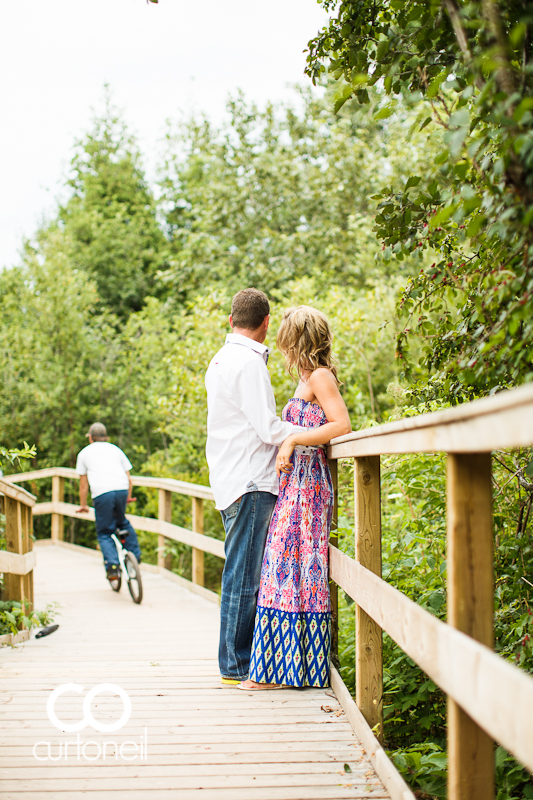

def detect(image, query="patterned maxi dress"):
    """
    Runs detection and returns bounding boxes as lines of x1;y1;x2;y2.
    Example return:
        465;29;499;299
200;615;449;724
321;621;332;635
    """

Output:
249;398;333;687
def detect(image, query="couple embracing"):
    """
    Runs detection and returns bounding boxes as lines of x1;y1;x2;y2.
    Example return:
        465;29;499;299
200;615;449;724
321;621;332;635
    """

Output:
205;288;351;690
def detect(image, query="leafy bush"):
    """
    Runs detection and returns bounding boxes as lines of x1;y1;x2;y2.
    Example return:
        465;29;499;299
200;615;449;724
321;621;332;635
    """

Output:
0;600;58;638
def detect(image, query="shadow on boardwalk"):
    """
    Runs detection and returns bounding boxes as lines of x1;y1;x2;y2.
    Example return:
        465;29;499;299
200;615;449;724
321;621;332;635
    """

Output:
0;542;388;799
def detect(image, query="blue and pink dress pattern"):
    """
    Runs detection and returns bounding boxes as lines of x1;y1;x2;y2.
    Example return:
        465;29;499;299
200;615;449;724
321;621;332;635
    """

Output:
249;397;333;687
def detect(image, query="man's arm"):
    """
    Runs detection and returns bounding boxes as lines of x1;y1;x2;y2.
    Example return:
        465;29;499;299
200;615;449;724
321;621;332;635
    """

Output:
126;471;135;503
233;358;305;445
77;475;90;513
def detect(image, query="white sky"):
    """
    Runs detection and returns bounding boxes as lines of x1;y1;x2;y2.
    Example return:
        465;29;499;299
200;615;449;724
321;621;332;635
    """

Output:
1;0;329;269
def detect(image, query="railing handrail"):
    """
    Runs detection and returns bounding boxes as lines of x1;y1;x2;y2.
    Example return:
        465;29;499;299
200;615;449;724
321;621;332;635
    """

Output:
6;467;214;502
329;382;533;457
327;382;533;797
0;477;36;507
3;467;221;595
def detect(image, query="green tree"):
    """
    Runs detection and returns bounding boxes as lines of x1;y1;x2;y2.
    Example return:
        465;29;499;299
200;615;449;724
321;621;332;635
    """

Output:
0;231;112;468
158;89;434;301
60;94;167;319
307;0;533;401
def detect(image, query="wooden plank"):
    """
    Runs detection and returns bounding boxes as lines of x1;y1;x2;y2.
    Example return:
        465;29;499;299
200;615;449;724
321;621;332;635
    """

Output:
24;503;33;608
6;466;77;483
158;489;172;570
6;468;215;502
51;474;65;541
33;502;225;558
0;775;384;790
0;478;35;506
328;458;339;666
329;544;533;774
0;789;390;800
3;497;24;602
0;549;36;575
0;762;374;778
328;382;533;458
447;454;494;800
131;475;214;501
191;497;204;586
354;456;383;742
331;667;414;800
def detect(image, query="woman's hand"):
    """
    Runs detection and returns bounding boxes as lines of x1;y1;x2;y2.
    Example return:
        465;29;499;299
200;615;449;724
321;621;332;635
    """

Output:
276;437;296;477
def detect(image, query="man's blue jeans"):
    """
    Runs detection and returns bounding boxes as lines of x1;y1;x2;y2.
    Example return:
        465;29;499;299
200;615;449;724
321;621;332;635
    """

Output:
93;490;141;572
219;491;277;681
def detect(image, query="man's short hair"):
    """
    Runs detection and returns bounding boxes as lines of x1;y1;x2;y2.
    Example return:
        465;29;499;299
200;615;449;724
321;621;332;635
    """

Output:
87;422;107;441
231;288;270;330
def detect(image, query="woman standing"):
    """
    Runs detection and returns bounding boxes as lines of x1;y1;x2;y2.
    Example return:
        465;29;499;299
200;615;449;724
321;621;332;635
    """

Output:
240;306;351;690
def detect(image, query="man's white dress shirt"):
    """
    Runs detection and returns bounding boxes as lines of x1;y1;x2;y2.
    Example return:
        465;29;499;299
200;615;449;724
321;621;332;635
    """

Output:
205;333;303;510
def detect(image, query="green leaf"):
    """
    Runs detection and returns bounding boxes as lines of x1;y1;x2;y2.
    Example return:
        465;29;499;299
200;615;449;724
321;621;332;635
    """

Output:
375;105;394;120
343;763;352;773
405;176;421;190
376;41;389;61
427;71;447;99
525;460;533;479
332;81;354;113
467;215;486;237
513;98;533;123
430;205;455;228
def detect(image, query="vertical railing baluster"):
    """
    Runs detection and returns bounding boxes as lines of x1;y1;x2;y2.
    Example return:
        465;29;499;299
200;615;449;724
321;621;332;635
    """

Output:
192;497;204;586
354;455;383;742
158;488;172;570
51;474;64;541
328;458;339;668
447;453;494;800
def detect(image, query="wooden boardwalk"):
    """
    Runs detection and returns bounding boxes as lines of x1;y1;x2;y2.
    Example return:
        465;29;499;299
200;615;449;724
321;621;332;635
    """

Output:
0;542;389;799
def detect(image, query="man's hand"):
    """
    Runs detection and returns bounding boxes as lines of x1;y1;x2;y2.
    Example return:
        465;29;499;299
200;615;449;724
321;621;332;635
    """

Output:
76;506;90;514
126;497;136;504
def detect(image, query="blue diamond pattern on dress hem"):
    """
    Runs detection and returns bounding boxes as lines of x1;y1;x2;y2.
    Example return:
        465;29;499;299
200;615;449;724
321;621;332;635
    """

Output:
249;606;331;687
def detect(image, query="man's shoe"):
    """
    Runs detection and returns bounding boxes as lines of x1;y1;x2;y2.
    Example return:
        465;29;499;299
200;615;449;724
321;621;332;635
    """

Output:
106;565;120;579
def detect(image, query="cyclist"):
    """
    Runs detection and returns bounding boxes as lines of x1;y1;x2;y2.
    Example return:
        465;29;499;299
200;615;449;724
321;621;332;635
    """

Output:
76;422;141;581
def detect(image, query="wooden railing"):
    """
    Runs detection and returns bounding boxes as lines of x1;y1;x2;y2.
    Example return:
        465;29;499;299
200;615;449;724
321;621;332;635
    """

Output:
0;477;36;640
6;468;221;595
327;382;533;800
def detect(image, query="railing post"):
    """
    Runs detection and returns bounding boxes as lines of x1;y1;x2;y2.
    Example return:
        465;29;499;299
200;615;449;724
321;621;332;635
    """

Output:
447;453;494;800
51;475;64;541
354;455;383;742
158;489;172;570
3;498;33;614
192;497;204;586
328;458;339;669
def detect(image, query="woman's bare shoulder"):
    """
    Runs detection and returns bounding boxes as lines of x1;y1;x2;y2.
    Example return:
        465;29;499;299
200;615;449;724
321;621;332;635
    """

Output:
308;368;338;390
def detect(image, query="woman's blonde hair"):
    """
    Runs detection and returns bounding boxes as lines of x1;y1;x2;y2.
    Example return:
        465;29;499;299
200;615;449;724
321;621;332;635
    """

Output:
276;305;339;383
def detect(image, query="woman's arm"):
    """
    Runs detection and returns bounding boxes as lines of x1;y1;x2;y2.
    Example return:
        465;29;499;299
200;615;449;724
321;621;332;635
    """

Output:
276;369;351;474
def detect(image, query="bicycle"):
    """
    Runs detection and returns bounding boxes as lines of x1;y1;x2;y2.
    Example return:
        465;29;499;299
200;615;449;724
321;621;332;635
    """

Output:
107;529;143;604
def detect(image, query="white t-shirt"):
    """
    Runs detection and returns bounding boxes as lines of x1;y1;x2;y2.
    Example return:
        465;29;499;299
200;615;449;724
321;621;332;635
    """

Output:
75;442;133;499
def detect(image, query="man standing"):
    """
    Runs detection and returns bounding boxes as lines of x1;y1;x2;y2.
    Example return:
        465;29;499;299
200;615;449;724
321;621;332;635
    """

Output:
76;422;141;580
205;288;305;684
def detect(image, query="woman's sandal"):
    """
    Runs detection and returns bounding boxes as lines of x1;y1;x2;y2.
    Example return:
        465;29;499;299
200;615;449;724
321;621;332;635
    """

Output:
238;680;286;691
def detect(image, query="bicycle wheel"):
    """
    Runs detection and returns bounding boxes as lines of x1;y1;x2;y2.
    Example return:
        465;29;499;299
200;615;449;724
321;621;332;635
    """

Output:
108;572;122;592
125;552;143;604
